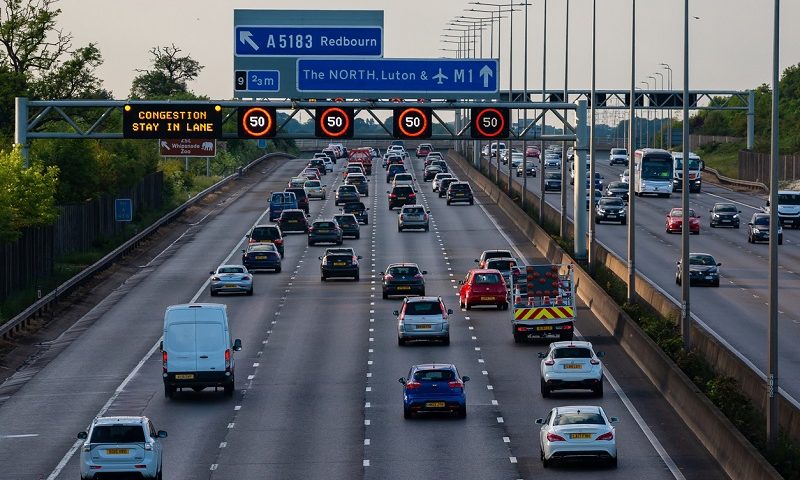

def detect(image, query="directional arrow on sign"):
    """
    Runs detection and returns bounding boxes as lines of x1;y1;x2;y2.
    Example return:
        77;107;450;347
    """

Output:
480;65;494;88
239;30;259;51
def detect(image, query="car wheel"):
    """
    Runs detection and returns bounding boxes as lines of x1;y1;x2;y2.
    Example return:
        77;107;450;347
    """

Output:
447;200;451;205
209;289;217;297
164;385;174;399
595;216;601;224
275;267;282;273
443;336;450;346
336;240;343;245
542;454;550;468
540;378;550;397
355;233;360;239
469;199;474;205
398;337;405;346
157;466;163;480
247;287;253;296
735;223;740;229
713;279;720;287
309;241;315;246
354;273;360;281
382;291;389;299
594;380;604;397
465;301;472;311
676;275;680;285
424;225;429;232
609;457;618;469
224;381;234;397
501;303;509;311
513;330;523;343
321;276;326;282
779;237;784;245
404;406;412;419
398;225;402;232
457;405;467;418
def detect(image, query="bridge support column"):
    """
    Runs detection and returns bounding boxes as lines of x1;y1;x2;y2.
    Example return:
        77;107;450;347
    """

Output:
747;90;755;150
573;100;588;260
15;97;29;167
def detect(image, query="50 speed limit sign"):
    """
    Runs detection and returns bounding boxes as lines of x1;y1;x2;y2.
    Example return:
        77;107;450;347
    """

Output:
392;107;432;139
237;106;277;139
315;107;354;139
470;107;510;139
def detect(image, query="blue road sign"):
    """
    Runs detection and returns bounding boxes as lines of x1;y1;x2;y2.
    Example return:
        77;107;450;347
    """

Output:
115;198;133;222
235;26;383;57
235;70;280;92
296;58;499;98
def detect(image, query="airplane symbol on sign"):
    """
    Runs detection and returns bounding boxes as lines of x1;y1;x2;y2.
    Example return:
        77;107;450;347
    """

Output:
433;68;448;85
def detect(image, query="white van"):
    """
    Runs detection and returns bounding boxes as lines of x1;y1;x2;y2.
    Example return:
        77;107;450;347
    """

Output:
161;303;242;399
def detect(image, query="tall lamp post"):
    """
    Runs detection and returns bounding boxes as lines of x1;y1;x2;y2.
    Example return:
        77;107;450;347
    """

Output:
653;72;664;147
588;0;598;270
767;0;780;449
559;0;571;238
539;0;548;225
640;81;650;146
626;0;637;303
648;75;658;148
660;63;673;148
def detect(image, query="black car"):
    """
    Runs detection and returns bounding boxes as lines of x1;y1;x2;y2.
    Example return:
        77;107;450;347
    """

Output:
594;197;627;224
285;187;310;213
603;181;629;202
747;213;783;244
388;185;417;210
345;173;369;196
384;154;403;169
446;182;473;205
308;220;343;246
241;243;282;272
431;160;449;173
333;214;361;239
516;163;537;177
307;158;327;176
322;149;337;163
342;201;369;225
676;253;721;287
709;202;741;228
423;165;443;182
544;172;562;192
278;209;310;233
320;252;361;281
246;224;284;257
439;177;458;198
387;164;406;183
381;263;427;298
336;185;361;205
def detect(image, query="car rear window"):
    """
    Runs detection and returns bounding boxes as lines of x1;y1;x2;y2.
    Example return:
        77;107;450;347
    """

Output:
339;185;357;192
218;267;245;274
286;188;306;199
334;215;357;226
90;425;145;443
487;260;515;270
394;186;413;194
395;174;412;180
474;273;501;284
553;347;592;359
343;203;365;212
388;266;419;276
403;207;424;214
305;181;320;187
450;183;470;191
248;244;276;253
282;211;306;220
315;222;336;229
554;412;606;426
327;254;352;263
405;301;442;315
251;227;280;241
414;370;455;382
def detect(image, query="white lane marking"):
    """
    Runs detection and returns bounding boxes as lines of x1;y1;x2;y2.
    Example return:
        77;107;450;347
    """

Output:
491;399;498;406
503;436;510;443
210;464;218;471
366;387;372;392
365;402;371;408
227;423;235;429
476;196;686;480
704;191;763;211
509;456;518;463
363;460;370;467
487;385;494;390
364;419;371;426
219;441;227;448
234;405;241;411
0;434;39;438
364;438;371;445
496;416;504;423
478;359;485;364
253;362;260;367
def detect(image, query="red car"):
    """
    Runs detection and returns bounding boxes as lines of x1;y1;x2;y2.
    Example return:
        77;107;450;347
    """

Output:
666;207;700;234
416;144;433;158
459;268;508;310
525;146;540;158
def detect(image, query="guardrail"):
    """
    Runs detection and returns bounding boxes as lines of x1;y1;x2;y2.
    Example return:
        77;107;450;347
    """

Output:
0;152;295;340
704;165;769;193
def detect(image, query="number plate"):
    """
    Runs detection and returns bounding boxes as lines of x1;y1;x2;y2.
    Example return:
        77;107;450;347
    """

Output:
397;286;411;290
425;401;446;408
255;256;267;260
536;326;553;331
106;448;130;455
481;296;494;301
174;374;195;380
224;284;237;288
569;433;592;439
416;324;432;329
334;262;346;266
289;220;298;223
564;364;582;369
398;197;406;200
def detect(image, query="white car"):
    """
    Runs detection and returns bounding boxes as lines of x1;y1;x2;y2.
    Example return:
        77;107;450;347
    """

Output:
392;173;415;187
620;169;630;184
544;154;562;169
396;296;450;345
322;157;334;172
78;416;167;479
387;145;408;159
432;172;453;192
539;341;605;396
609;148;629;166
536;405;618;468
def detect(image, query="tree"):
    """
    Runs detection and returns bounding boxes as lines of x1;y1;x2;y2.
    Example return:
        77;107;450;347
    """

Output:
30;43;110;99
0;0;71;75
0;146;59;242
130;44;203;99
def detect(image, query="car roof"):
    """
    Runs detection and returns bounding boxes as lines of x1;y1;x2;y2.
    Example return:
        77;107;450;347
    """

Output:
550;340;593;349
554;405;604;415
412;363;456;371
93;416;147;426
387;262;420;268
469;268;503;274
404;296;441;303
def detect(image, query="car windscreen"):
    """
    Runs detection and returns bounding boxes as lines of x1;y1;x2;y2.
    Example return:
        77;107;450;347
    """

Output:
413;369;455;382
487;260;515;271
753;216;770;226
553;412;606;426
404;301;442;316
334;215;357;226
611;149;627;155
689;255;716;266
251;227;279;241
778;194;800;205
553;347;592;359
599;198;624;207
714;204;737;213
474;273;501;284
90;425;146;443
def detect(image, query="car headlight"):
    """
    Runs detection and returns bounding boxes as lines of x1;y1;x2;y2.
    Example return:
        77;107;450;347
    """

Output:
733;214;739;219
713;214;720;219
620;208;627;214
597;208;605;213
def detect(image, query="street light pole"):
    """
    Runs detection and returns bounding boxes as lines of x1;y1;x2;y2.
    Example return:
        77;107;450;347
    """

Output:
588;0;597;270
522;0;529;207
660;63;673;147
767;0;780;449
539;0;548;225
640;81;650;146
680;0;691;350
627;0;637;303
560;0;570;239
654;72;664;147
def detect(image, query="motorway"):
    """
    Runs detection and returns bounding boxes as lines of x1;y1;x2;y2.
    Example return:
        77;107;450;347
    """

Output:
0;151;727;479
492;148;800;401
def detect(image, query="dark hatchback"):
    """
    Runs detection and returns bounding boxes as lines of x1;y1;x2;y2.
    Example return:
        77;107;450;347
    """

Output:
676;253;721;287
308;220;343;246
438;177;458;198
246;224;284;257
709;202;741;228
423;165;443;181
381;263;427;298
320;252;361;281
603;181;630;202
342;201;369;224
241;243;282;273
388;185;417;210
278;209;310;233
387;164;406;183
544;172;562;192
285;187;310;213
446;182;473;205
333;214;361;239
307;158;327;175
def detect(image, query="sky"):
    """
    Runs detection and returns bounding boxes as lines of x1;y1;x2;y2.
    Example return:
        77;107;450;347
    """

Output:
55;0;799;100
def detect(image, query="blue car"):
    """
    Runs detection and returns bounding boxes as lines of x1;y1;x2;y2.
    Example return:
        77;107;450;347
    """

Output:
241;243;282;273
269;191;297;221
399;364;470;418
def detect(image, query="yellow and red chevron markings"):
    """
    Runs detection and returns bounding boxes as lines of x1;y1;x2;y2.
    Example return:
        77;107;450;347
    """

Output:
514;306;575;320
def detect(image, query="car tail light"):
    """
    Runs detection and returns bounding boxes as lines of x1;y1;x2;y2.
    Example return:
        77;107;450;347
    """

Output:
134;464;147;469
544;359;555;366
590;359;600;365
405;381;421;390
596;431;614;441
144;443;153;451
309;227;315;233
423;213;429;221
212;276;221;281
448;380;464;389
162;351;168;373
352;256;358;263
225;349;232;371
409;193;416;198
389;193;397;198
384;274;394;281
546;432;566;442
562;324;573;331
274;238;283;245
413;273;423;280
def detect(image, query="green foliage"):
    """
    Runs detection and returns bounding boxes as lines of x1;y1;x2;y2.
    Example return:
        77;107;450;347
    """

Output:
130;44;203;99
0;66;27;140
30;138;98;202
0;146;58;242
29;43;110;99
0;0;71;74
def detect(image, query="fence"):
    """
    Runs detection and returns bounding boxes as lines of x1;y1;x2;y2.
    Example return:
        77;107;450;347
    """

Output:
690;134;743;149
0;171;164;304
738;150;800;186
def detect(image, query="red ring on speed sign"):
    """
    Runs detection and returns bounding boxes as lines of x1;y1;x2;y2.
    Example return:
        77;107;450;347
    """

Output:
475;108;506;138
241;107;274;137
319;107;351;137
397;108;428;138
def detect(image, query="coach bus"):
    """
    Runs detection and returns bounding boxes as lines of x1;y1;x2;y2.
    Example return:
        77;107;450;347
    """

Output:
634;148;674;197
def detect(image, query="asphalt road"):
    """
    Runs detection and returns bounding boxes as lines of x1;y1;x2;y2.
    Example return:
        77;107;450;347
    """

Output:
492;148;800;402
0;151;726;479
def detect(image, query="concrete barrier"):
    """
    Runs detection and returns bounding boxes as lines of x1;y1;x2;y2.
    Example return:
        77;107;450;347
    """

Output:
447;150;783;480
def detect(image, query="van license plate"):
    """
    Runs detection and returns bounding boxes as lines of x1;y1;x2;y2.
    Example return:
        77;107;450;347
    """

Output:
175;374;195;380
106;448;130;455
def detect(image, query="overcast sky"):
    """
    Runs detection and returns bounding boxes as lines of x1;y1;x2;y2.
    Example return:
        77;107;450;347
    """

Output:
57;0;798;99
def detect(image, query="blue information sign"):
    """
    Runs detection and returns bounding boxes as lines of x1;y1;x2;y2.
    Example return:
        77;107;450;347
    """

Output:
115;198;133;222
235;70;280;92
235;26;383;57
296;58;499;97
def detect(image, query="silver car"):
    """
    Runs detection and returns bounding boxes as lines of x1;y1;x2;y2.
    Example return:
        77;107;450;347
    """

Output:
304;179;326;199
396;296;452;345
78;416;167;480
485;257;517;288
209;264;253;296
398;204;430;231
432;172;453;192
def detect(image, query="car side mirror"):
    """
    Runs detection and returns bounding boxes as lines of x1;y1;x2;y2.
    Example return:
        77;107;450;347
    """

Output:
421;270;428;275
447;309;454;315
709;209;713;213
596;351;606;358
462;376;470;382
386;191;390;194
748;222;753;226
241;249;246;253
307;214;311;217
610;416;620;423
318;256;323;260
379;272;384;276
393;310;399;316
717;262;722;266
474;259;479;262
398;377;406;385
159;341;163;351
738;210;742;213
537;352;547;358
427;210;431;214
414;189;418;193
210;271;215;275
766;200;770;207
77;431;88;439
233;339;242;351
676;261;680;265
245;234;250;238
157;430;168;438
458;280;465;285
366;208;370;211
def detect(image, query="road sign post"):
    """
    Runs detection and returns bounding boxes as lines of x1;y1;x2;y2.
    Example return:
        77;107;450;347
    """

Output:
115;199;133;222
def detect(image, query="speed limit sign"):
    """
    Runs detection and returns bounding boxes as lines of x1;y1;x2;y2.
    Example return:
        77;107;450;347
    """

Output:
470;107;510;139
237;106;277;139
315;107;354;139
392;107;432;139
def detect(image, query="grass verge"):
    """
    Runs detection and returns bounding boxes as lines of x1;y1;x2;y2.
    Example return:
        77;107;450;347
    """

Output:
697;141;744;178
